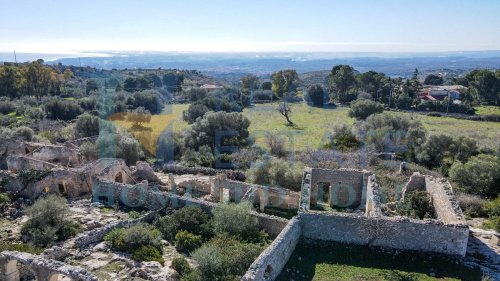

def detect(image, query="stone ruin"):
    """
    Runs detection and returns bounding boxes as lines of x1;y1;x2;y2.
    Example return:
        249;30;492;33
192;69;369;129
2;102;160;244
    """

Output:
242;167;470;281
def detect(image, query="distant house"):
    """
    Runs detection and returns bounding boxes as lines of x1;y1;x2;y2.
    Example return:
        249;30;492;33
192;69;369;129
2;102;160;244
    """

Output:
418;85;466;101
200;84;223;91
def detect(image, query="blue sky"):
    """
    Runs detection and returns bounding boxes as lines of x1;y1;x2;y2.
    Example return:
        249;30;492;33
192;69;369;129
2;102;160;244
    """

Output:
0;0;499;53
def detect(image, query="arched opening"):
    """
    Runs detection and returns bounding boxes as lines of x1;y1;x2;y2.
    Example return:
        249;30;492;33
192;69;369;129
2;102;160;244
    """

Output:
58;182;66;196
16;260;36;281
115;172;123;183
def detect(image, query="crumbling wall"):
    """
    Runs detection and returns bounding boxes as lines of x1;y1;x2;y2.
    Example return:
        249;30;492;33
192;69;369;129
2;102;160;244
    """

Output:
6;155;58;173
365;175;382;217
425;176;466;225
26;143;80;167
242;217;301;281
162;164;246;181
308;168;369;209
0;251;97;281
300;212;469;256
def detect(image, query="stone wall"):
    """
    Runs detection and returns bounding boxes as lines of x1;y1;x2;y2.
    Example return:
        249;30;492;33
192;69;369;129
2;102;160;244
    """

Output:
308;168;369;209
242;217;301;281
365;175;382;217
425;176;466;225
162;164;246;181
300;212;469;256
0;251;97;281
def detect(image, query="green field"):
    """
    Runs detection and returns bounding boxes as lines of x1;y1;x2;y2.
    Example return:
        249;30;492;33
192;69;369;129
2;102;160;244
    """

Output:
241;103;500;151
474;105;500;115
277;243;481;281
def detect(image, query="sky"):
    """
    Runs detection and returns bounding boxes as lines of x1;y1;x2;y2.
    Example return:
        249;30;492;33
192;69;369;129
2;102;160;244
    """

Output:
0;0;499;54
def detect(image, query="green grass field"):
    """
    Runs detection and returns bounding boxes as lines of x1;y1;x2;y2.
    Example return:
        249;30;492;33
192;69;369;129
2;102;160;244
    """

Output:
277;243;481;281
474;105;500;115
241;103;500;151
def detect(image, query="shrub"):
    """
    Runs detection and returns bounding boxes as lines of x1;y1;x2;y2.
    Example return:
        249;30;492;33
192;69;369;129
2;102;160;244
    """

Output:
104;223;162;252
180;145;215;168
325;124;360;152
156;206;212;241
44;99;83;121
0;242;43;255
482;217;500;232
251;90;275;102
306;84;325;106
228;147;263;170
11;126;34;141
126;90;163;114
116;135;145;165
79;142;98;161
171;256;191;277
131;245;165;265
212;202;267;243
21;195;78;247
25;107;44;120
175;231;203;253
348;99;384;120
457;194;486;218
184;111;250;151
183;103;210;124
192;235;264;281
484;196;500;217
0;99;16;114
416;135;478;172
74;113;99;138
449;154;500;198
265;133;287;157
247;157;303;191
128;211;141;219
396;190;436;220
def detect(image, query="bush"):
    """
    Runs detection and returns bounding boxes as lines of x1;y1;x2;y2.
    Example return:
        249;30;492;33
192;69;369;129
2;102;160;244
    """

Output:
183;103;210;124
25;107;44;120
175;231;203;253
104;223;162;253
449;154;500;198
11;126;34;141
228;147;263;170
128;211;141;219
0;242;43;255
156;206;212;241
131;245;165;265
116;135;145;165
247;157;303;191
325;124;360;152
416;101;474;114
265;133;287;157
75;113;99;138
416;135;478;172
126;90;163;114
306;84;325;106
348;99;384;120
184;111;250;151
0;99;16;114
212;202;267;243
21;195;79;247
44;99;83;121
396;190;436;220
192;235;264;281
180;145;215;168
80;142;98;161
171;256;191;277
457;194;486;218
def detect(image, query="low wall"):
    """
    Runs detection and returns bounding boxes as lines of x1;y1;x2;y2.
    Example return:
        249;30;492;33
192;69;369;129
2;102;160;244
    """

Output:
425;176;466;225
300;212;469;256
162;164;246;181
74;212;156;248
242;217;301;281
250;211;290;238
365;175;382;217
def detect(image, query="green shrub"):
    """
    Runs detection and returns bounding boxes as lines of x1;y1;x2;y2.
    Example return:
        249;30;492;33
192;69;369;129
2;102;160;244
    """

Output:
0;192;11;207
265;133;287;157
44;99;83;121
192;235;264;281
128;211;141;219
457;194;486;218
181;145;215;168
175;231;202;253
20;195;77;247
171;256;191;277
212;202;267;243
348;99;384;120
484;196;500;217
482;217;500;232
449;154;500;198
396;191;436;220
131;245;165;265
183;103;210;124
325;124;360;152
306;84;325;106
104;223;162;252
74;113;99;138
11;126;34;141
116;135;145;165
247;157;303;191
79;142;98;161
156;206;212;241
0;242;43;255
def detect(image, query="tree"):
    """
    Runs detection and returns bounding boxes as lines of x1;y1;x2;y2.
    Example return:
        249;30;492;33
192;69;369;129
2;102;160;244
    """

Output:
277;101;293;126
271;69;299;98
75;113;99;138
348;99;384;120
306;84;325;106
240;75;260;92
85;79;98;94
449;154;500;198
25;60;55;100
261;81;272;90
465;69;499;104
0;65;23;98
183;103;210;124
184;111;250;151
162;72;184;93
424;74;444;85
327;65;356;103
356;71;389;100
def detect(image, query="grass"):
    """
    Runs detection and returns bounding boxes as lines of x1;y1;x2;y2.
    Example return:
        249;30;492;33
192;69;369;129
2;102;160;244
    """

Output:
277;242;482;281
243;103;354;150
109;103;189;155
473;106;500;115
243;103;500;151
